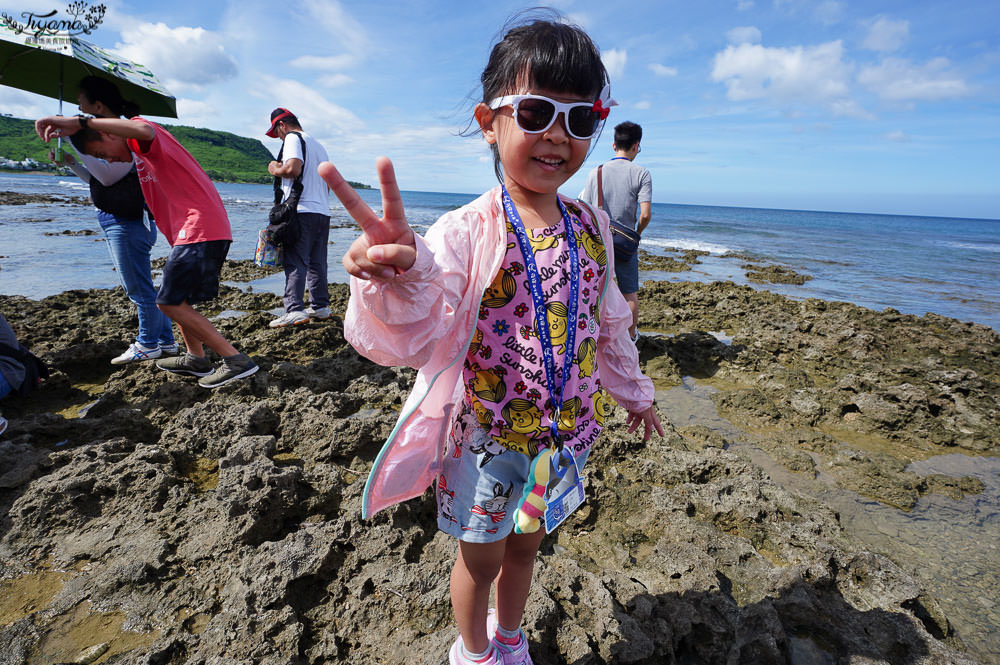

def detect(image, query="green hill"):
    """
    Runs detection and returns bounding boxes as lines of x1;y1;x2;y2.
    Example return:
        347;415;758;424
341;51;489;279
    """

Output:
0;115;368;187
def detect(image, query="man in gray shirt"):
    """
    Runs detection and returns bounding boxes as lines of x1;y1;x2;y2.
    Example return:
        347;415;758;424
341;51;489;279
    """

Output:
580;121;652;341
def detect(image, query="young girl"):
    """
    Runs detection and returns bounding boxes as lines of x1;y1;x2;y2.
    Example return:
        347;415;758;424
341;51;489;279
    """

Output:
320;17;663;665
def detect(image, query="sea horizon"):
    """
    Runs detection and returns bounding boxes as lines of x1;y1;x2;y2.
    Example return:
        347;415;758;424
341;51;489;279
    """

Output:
2;171;998;331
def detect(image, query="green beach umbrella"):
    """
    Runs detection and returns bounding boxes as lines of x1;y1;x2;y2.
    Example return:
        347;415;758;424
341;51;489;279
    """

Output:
0;21;177;118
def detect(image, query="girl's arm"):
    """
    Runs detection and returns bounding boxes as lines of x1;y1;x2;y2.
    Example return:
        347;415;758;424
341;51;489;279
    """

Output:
593;212;664;440
71;145;134;187
321;157;469;368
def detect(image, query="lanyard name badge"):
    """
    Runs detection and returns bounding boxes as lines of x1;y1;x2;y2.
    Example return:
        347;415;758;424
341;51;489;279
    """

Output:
501;186;586;533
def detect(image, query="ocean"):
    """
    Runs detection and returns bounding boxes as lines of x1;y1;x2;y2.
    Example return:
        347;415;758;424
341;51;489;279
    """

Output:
2;171;998;331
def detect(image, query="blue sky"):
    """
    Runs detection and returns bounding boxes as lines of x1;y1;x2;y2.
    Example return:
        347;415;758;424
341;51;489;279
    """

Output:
2;0;998;218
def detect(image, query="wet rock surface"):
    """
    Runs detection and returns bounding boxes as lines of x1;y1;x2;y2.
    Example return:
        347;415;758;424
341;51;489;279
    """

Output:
741;263;812;285
0;269;995;664
0;190;90;207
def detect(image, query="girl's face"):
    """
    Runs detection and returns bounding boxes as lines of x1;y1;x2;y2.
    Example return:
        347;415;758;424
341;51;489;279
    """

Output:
478;86;592;200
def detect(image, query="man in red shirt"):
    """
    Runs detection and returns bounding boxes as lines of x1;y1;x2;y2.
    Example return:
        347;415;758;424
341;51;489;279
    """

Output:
35;114;258;388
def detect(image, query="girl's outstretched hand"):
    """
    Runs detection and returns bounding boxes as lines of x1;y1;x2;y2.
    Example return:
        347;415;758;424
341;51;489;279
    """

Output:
626;405;665;441
318;156;416;281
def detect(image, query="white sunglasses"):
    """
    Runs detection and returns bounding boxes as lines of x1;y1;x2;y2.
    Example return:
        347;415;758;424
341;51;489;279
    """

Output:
488;92;614;140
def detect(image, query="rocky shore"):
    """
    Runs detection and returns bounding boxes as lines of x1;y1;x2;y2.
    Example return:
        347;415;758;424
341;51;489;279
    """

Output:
1;263;996;665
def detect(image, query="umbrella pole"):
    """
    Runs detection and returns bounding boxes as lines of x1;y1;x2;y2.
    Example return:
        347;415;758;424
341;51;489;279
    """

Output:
57;58;63;159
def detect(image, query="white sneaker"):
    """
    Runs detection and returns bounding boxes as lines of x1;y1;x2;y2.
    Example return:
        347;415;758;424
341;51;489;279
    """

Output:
111;342;162;365
269;310;309;328
159;342;180;355
306;306;331;320
0;416;7;437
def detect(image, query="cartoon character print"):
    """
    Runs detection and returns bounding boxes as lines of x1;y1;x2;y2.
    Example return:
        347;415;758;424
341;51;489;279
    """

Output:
470;396;495;432
576;336;597;379
437;475;457;524
579;230;607;267
527;228;560;253
468;327;484;359
468;425;507;467
493;397;549;455
549;395;583;434
472;369;506;404
471;481;514;524
482;267;517;309
591;387;613;426
545;301;570;354
449;407;483;458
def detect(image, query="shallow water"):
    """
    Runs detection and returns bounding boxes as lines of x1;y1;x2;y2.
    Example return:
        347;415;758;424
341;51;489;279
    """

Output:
2;172;998;330
655;378;1000;663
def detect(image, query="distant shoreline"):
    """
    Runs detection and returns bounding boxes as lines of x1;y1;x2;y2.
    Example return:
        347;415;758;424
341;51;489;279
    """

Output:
0;166;373;189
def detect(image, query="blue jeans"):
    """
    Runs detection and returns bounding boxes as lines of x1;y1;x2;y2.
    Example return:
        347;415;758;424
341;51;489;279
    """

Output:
98;211;175;348
282;212;330;312
0;370;11;400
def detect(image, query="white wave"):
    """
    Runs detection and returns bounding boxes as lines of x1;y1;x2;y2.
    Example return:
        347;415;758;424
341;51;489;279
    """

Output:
643;237;733;255
57;180;89;192
944;241;1000;253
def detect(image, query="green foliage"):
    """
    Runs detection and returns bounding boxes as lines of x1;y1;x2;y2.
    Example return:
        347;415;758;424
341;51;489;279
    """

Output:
0;115;369;187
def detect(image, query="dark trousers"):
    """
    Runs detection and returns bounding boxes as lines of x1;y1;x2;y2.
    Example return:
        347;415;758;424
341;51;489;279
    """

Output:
282;212;330;312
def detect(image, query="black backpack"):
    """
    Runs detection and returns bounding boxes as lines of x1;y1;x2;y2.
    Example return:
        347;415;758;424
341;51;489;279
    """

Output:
267;131;306;247
89;165;147;220
0;341;49;397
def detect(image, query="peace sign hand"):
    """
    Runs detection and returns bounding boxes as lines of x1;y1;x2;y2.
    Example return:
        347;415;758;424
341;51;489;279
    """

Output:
319;156;416;282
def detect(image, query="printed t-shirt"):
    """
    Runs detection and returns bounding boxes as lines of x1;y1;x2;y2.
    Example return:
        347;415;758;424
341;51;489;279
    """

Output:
462;200;612;459
126;118;231;246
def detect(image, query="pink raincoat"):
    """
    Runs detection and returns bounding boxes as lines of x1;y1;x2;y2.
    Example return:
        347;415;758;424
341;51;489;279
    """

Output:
348;187;655;518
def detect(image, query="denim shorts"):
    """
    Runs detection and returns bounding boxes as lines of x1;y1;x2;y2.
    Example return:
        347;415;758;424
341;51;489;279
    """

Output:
614;249;640;295
156;240;231;306
437;408;590;543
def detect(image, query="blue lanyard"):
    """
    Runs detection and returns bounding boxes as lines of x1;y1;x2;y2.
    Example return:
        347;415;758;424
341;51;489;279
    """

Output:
610;157;629;161
501;185;579;446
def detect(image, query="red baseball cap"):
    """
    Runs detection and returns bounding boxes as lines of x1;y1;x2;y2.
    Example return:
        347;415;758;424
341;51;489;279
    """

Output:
265;107;294;138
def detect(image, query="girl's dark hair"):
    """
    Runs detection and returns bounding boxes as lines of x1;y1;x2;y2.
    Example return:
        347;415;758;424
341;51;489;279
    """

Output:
476;12;609;182
78;75;141;118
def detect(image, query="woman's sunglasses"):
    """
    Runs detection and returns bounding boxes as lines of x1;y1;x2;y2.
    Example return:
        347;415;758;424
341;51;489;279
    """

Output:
488;94;607;140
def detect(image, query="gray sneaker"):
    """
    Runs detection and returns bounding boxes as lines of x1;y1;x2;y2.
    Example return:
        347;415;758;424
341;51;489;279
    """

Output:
198;353;259;389
306;306;332;320
156;352;214;377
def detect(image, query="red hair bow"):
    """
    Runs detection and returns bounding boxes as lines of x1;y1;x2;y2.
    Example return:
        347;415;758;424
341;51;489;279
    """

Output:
592;99;611;119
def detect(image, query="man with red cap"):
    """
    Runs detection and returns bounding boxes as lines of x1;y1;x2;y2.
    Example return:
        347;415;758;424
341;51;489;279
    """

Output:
265;108;332;328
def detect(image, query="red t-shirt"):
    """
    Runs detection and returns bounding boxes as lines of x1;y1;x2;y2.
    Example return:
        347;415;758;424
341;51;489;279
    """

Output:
126;118;231;246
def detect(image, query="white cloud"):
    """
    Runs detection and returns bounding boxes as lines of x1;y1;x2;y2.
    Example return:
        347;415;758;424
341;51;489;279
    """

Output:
737;0;754;10
711;40;852;103
726;26;762;44
814;0;845;25
861;16;910;52
174;99;219;127
649;63;678;77
634;100;651;110
299;0;372;69
0;87;48;118
290;55;356;71
886;130;910;142
115;23;238;91
318;74;355;88
858;57;970;101
603;49;627;81
250;74;364;137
